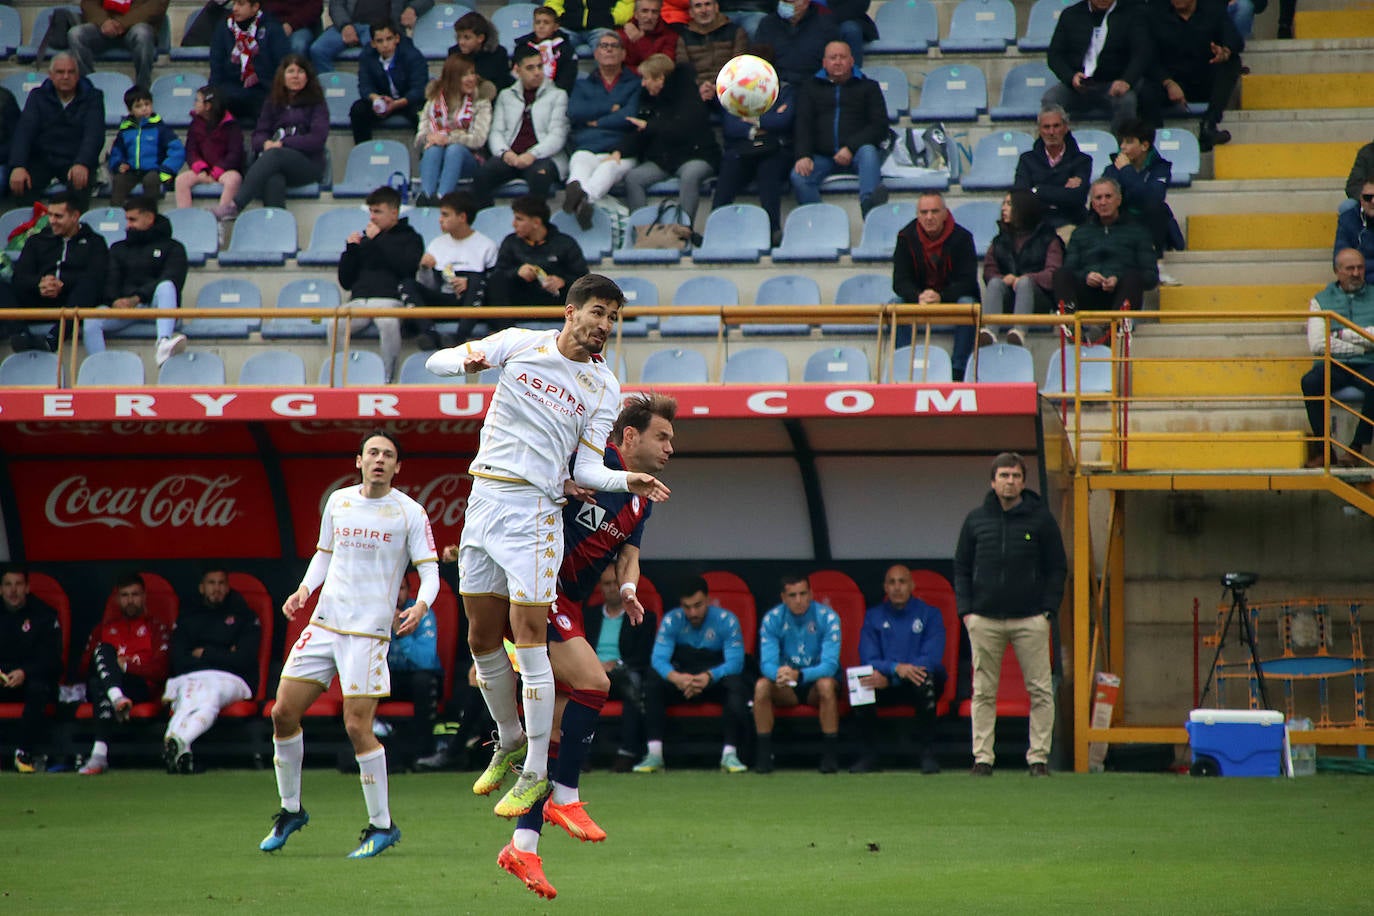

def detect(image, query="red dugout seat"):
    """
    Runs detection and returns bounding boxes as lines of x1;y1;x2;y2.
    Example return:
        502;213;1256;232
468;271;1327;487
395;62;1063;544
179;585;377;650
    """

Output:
376;571;461;718
772;569;865;720
75;571;180;722
219;572;276;718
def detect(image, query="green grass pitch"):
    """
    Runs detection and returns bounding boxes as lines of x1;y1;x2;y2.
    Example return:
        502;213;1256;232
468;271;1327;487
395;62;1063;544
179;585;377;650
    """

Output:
3;768;1370;914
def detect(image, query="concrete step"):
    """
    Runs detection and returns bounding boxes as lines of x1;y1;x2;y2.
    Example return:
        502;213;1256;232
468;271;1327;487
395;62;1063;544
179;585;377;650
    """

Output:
1128;355;1307;398
1242;73;1374;110
1122;430;1307;470
1213;142;1363;180
1185;212;1334;250
1159;284;1320;313
1293;8;1374;39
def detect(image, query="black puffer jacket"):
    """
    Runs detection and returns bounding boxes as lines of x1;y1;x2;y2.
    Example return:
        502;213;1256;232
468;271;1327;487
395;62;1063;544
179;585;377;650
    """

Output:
625;68;720;171
170;591;261;686
0;597;62;683
1013;134;1094;226
12;223;108;309
1047;0;1153;88
953;488;1067;620
794;67;889;159
338;217;425;300
106;214;188;304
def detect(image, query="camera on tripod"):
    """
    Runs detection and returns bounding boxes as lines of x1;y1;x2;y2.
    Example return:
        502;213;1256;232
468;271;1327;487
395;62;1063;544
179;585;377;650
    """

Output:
1220;572;1257;590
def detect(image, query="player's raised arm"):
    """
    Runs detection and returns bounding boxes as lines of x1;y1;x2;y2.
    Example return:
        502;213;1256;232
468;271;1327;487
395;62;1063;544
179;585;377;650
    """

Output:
425;328;528;376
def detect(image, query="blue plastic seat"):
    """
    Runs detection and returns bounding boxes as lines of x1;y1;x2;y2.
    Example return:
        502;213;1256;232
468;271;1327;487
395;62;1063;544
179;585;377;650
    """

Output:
165;207;217;266
640;348;709;384
189;147;330;201
415;4;474;58
1073;129;1117;180
853;202;917;262
0;350;60;386
406;206;441;242
0;6;23;58
77;350;145;386
990;61;1057;121
80;208;127;247
803;346;871;383
262;278;340;339
693;204;769;263
742;274;819;336
184;278;262;338
866;0;938;53
1019;0;1074;52
17;7;79;62
772;203;849;262
150;70;207;128
1155;128;1201;187
911;64;987;123
492;3;537;52
169;6;212;61
662;276;737;337
473;205;513;241
87;71;134;128
967;342;1035;383
158;350;226;385
335;140;412;198
608;274;657;336
611;203;691;265
722;347;790;384
238;349;306;385
940;0;1016;52
299;207;368;266
0;71;43;106
321;72;360;128
554;208;615;264
865;65;910;122
1042;343;1112;395
320;351;387;387
398;351;452;384
825;274;894;334
887;344;954;383
959;130;1034;191
951;199;1001;256
219;207;298;265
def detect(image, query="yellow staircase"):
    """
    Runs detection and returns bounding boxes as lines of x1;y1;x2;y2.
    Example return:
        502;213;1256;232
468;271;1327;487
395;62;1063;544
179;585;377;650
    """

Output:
1185;212;1335;251
1125;431;1307;470
1159;285;1322;313
1212;142;1363;181
1293;8;1374;39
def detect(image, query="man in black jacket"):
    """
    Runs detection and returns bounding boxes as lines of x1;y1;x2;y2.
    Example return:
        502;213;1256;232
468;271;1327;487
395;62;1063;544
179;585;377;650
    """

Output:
163;565;262;774
0;565;63;773
7;54;105;206
1149;0;1243;151
490;194;589;310
86;196;189;367
1012;105;1094;229
9;190;108;353
791;40;889;217
584;565;657;772
329;184;425;382
953;453;1067;777
1043;0;1159;133
892;192;979;380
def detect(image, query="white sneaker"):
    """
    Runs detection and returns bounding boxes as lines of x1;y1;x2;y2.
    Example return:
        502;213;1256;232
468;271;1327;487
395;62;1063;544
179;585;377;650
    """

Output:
155;334;187;367
1157;266;1182;286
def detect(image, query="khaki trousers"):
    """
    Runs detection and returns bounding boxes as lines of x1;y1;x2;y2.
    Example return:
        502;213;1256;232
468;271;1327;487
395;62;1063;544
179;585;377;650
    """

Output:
965;613;1055;766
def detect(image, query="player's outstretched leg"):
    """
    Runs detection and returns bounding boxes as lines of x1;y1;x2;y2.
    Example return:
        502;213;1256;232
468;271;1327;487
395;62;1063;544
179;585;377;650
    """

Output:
498;841;557;900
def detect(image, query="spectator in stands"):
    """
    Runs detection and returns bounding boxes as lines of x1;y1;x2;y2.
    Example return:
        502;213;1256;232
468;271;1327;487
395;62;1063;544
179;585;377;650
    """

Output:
1345;144;1374;203
489;194;588;307
225;54;330;218
620;0;678;72
1054;177;1158;344
67;0;168;90
86;196;189;367
350;19;429;144
1013;105;1093;230
414;190;499;348
474;44;570;209
675;0;747;104
9;190;107;353
791;40;888;217
312;0;435;74
330;184;425;382
1044;0;1157;133
0;86;18;192
622;54;719;226
753;574;842;774
108;87;186;206
564;33;642;229
449;11;515;90
0;565;63;774
386;576;444;768
515;6;579;95
548;0;635;49
1149;0;1242;152
210;0;289;124
1302;249;1374;468
584;565;657;773
1335;180;1374;284
713;45;794;245
261;0;323;57
982;189;1064;348
1226;0;1260;40
7;54;104;206
814;0;876;68
849;564;946;775
415;55;493;206
754;0;840;87
955;452;1066;777
174;86;246;212
1276;0;1297;39
892;192;979;381
1102;118;1184;284
76;572;172;775
634;576;750;774
163;566;260;774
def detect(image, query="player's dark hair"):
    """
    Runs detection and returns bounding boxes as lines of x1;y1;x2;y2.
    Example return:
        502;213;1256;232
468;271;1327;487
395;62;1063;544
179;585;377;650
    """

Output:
512;43;543;67
990;451;1026;479
1115;118;1155;148
439;190;477;223
612;393;677;444
0;563;28;581
359;429;403;461
567;273;625;310
115;571;145;591
365;185;402;210
779;573;808;592
511;193;550;222
123;194;158;216
680;575;709;601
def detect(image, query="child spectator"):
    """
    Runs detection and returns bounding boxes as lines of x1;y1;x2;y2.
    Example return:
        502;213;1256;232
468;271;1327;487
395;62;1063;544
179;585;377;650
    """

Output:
414;190;499;348
108;87;187;206
174;86;246;212
415;55;494;207
349;19;430;144
224;54;329;218
514;6;579;94
450;11;515;91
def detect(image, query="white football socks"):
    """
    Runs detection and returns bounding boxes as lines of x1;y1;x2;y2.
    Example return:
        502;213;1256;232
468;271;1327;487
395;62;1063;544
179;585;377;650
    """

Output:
472;648;523;749
273;731;304;813
356;746;390;829
513;644;555;780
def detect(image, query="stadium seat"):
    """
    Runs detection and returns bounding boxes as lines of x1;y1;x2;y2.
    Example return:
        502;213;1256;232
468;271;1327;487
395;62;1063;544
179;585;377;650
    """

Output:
0;6;20;58
77;350;145;386
26;573;72;670
218;207;298;265
887;344;954;383
910;64;987;122
184;278;263;338
165;206;217;265
1043;343;1113;395
80;207;127;247
940;0;1016;53
722;346;789;384
1073;129;1117;180
606;274;656;336
473;205;513;241
640;348;709;384
415;4;474;58
852;202;916;262
866;0;938;53
17;7;79;62
170;6;213;60
0;71;42;106
611;203;690;265
959;130;1034;191
693;203;770;263
742;274;819;336
803;346;871;382
320;351;387;387
238;349;307;385
1019;0;1074;52
0;350;60;386
492;3;537;52
966;342;1035;382
553;208;615;263
262;278;340;339
334;140;412;198
865;64;910;122
406;205;441;241
87;71;134;128
701;571;757;655
772;203;849;262
158;350;226;385
321;72;360;128
0;206;31;241
398;351;450;384
189;148;330;201
299;207;368;266
1156;128;1201;187
989;61;1056;121
662;275;736;336
219;572;274;718
825;274;894;335
951;199;1001;256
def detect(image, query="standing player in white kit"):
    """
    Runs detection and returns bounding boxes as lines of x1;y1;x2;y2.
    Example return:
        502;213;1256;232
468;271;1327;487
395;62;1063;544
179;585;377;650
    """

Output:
425;273;671;818
259;431;440;858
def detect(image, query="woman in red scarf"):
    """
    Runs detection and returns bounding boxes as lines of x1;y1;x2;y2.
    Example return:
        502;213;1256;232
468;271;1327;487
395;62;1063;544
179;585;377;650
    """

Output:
415;55;494;206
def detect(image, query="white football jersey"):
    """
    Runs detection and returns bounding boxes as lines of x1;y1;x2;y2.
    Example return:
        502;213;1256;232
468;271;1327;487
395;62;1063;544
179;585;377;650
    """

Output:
310;485;437;639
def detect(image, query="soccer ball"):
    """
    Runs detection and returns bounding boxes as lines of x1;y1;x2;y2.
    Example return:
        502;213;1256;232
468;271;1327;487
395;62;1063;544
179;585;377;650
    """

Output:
715;55;780;119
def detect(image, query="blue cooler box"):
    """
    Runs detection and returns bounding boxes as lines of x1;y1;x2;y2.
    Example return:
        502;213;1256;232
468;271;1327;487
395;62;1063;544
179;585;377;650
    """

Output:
1187;709;1286;777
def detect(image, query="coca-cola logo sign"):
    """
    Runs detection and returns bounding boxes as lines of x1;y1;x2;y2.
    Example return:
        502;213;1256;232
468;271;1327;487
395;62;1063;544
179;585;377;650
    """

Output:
45;474;240;529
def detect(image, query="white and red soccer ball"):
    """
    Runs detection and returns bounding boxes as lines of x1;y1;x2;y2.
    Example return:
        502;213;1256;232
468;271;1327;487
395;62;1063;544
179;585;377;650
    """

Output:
715;54;780;119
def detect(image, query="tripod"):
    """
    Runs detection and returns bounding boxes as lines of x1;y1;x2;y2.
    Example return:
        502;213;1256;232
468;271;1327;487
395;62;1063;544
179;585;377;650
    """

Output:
1198;577;1272;710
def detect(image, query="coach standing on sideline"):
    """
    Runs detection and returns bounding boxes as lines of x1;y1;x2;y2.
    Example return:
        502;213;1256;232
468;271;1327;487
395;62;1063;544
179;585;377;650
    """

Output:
953;452;1066;778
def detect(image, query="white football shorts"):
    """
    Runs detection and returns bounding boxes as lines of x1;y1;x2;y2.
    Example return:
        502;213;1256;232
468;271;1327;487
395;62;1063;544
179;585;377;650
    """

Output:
281;623;391;698
458;485;563;607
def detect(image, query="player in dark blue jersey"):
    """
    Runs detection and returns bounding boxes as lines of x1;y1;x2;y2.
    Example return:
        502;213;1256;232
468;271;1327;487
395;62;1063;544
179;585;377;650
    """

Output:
498;393;677;900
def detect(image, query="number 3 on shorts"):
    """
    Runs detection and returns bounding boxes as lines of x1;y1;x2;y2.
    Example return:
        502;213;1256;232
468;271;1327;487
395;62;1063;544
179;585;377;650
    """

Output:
294;629;314;652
